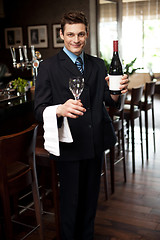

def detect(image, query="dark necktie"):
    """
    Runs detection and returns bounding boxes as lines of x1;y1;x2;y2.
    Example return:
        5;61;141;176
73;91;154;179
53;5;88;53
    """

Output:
75;57;84;75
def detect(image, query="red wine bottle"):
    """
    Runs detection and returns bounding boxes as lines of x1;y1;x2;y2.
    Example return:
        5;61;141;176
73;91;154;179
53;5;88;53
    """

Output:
109;40;123;95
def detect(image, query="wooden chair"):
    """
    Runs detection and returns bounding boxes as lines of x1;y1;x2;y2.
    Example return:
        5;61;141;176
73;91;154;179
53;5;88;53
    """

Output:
141;80;156;160
103;94;127;197
124;85;144;173
36;124;61;240
0;124;44;240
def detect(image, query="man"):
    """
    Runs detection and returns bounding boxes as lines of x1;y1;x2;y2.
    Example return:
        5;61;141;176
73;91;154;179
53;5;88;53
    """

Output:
34;11;128;240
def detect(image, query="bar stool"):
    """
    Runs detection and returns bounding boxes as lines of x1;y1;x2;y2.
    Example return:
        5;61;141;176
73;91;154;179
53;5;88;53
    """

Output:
141;80;156;160
109;93;127;194
0;124;44;240
103;94;127;197
36;124;61;240
124;85;144;173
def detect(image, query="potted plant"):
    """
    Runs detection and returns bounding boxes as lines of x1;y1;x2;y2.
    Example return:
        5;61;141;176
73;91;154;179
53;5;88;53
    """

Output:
101;56;143;77
11;77;29;94
123;58;143;77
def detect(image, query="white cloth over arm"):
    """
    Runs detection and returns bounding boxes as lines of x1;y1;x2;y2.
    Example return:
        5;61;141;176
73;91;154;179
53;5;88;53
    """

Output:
43;105;73;156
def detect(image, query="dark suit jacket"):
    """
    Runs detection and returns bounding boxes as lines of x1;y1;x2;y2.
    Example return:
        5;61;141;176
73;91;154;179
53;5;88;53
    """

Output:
34;50;119;161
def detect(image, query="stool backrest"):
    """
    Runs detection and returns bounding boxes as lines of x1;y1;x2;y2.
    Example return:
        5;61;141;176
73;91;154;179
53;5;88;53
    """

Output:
131;85;144;106
109;93;126;117
0;124;44;240
0;124;38;182
145;80;156;102
119;93;127;112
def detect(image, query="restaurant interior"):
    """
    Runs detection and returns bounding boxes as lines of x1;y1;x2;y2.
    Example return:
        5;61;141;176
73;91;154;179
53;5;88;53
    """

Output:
0;0;160;239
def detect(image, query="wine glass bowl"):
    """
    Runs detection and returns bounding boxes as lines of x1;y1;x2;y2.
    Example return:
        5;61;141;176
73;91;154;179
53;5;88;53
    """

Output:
69;77;84;100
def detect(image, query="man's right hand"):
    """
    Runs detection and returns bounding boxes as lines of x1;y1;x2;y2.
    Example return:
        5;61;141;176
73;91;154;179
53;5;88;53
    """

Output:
56;99;86;119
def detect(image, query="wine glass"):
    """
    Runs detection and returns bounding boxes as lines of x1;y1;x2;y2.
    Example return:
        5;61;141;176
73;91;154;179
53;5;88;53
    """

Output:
69;76;84;100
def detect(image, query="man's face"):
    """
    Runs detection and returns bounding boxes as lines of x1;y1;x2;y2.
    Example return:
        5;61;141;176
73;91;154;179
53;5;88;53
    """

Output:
60;23;88;56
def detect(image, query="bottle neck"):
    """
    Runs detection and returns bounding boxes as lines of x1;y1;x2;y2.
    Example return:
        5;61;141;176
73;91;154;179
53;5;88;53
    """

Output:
113;40;118;53
113;51;119;56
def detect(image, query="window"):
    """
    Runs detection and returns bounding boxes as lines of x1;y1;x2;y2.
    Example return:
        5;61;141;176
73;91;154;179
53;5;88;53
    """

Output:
99;1;118;60
122;0;160;73
99;0;160;73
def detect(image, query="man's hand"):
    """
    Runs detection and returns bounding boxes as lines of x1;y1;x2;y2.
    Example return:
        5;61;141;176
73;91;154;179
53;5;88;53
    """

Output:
119;74;129;94
105;74;129;101
105;74;129;93
56;99;86;119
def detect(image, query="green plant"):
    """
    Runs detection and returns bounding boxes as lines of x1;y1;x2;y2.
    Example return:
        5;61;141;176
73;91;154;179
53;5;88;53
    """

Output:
11;77;28;93
103;59;111;73
123;58;143;76
102;57;143;76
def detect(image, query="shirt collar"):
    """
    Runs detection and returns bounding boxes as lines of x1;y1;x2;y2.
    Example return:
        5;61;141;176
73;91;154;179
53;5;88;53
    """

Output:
63;46;84;64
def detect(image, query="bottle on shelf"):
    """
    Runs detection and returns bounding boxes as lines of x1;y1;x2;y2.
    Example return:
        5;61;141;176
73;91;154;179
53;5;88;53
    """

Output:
109;40;123;95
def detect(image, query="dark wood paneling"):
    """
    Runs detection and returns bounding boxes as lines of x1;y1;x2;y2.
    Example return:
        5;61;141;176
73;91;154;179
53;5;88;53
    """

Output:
0;0;90;72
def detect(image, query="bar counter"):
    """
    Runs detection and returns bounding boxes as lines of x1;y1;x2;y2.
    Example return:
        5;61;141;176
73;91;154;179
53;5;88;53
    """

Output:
0;89;36;137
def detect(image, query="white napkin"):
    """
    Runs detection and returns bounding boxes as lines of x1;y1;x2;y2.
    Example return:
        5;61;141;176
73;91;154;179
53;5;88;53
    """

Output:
43;105;73;156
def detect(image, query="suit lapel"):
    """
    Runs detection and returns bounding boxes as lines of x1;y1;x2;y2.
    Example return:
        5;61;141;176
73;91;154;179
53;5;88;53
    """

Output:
58;50;82;76
58;50;92;83
83;53;92;84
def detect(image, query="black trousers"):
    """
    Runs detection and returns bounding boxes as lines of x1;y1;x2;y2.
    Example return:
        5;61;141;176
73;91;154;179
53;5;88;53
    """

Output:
55;154;103;240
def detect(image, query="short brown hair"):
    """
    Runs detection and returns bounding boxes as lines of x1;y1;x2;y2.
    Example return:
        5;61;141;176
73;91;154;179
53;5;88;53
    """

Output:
60;11;88;34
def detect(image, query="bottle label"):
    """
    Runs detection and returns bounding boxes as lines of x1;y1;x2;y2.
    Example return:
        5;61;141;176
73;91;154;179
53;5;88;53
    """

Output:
109;75;122;91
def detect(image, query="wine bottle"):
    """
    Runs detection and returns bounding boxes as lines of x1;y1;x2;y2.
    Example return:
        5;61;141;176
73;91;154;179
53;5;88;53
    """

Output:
109;40;123;95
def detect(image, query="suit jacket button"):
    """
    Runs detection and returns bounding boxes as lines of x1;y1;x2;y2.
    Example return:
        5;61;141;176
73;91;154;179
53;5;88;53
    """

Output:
88;124;92;128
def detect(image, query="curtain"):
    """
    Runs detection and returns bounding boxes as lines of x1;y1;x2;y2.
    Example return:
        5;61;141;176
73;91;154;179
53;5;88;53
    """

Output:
100;2;117;22
123;0;160;20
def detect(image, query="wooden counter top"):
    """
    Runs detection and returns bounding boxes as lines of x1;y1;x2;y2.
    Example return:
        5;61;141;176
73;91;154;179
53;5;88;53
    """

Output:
0;90;36;136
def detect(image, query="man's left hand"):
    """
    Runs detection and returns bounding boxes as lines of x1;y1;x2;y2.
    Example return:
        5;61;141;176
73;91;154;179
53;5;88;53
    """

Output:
105;74;129;94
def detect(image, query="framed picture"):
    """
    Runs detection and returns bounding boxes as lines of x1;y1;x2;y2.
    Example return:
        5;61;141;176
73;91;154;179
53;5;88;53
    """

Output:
53;24;64;48
28;25;48;48
5;27;23;48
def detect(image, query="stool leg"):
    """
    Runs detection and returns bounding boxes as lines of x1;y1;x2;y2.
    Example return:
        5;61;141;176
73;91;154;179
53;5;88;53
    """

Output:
110;146;115;194
103;152;109;200
32;170;44;240
131;119;135;173
145;109;149;161
126;120;130;148
152;103;156;153
121;124;127;182
51;160;61;240
139;111;144;164
117;131;121;155
1;186;13;240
